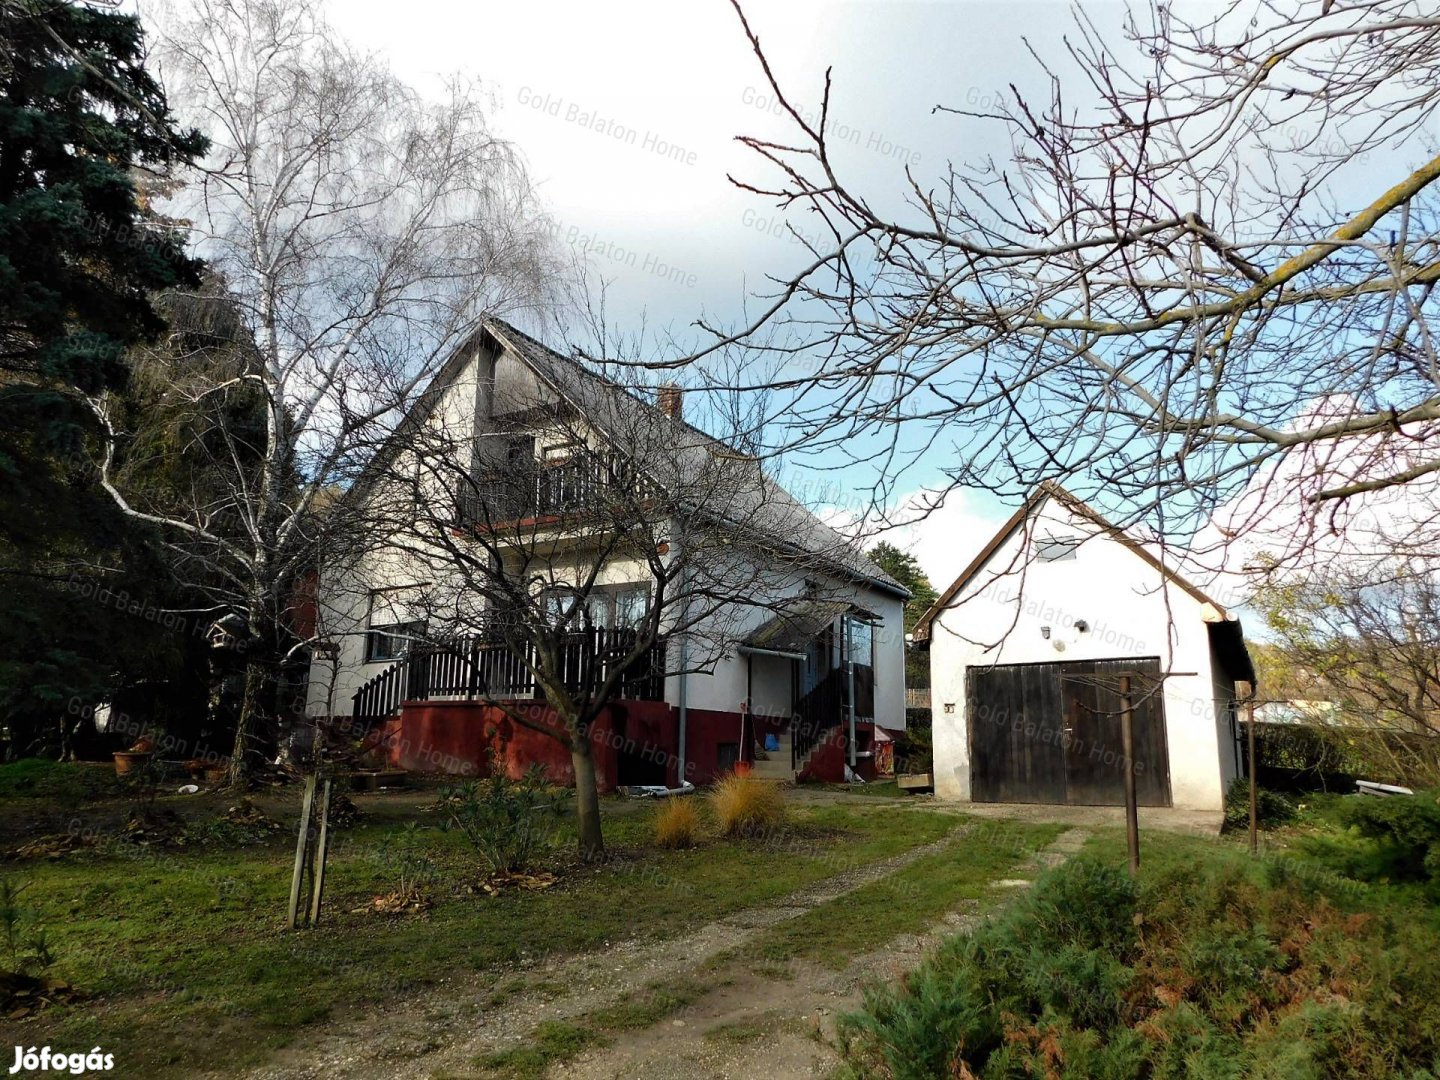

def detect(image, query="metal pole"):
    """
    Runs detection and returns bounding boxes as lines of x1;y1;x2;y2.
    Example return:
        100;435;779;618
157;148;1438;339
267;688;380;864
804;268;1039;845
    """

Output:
845;619;857;772
1247;696;1258;857
1119;675;1140;876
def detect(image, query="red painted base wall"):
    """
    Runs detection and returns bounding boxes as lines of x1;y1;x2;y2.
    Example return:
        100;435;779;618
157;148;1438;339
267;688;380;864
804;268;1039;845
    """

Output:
378;699;750;791
796;722;879;784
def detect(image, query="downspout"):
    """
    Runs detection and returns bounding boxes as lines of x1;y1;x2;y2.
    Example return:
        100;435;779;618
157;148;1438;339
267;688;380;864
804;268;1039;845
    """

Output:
846;617;857;772
744;653;753;764
674;528;688;787
676;631;688;785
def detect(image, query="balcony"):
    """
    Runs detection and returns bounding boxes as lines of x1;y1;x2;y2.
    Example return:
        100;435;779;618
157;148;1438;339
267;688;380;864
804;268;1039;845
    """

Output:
455;456;650;530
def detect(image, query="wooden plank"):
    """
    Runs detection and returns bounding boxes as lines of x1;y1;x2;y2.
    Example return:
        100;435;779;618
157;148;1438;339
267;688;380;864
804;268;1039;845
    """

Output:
307;777;333;926
967;662;1066;803
287;773;317;930
1088;659;1172;807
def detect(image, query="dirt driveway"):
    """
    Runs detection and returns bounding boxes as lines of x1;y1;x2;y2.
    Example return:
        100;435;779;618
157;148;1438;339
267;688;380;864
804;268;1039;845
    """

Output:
231;819;1089;1080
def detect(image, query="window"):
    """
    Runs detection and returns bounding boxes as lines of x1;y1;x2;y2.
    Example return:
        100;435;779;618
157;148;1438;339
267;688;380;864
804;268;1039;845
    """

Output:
1037;536;1079;562
613;585;650;629
366;620;424;662
541;583;650;630
843;615;874;669
365;589;425;662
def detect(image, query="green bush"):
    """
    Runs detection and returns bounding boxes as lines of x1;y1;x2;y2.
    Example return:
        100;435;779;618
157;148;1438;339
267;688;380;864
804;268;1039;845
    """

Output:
837;853;1440;1079
439;765;566;875
1339;789;1440;883
1222;776;1298;832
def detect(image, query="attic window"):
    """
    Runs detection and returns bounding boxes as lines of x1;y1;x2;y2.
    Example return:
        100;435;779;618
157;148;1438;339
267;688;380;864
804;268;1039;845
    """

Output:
1037;536;1079;562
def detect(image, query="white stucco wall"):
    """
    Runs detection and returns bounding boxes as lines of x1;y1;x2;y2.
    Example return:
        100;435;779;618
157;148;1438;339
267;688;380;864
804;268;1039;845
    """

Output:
307;338;910;731
668;545;906;731
928;496;1237;811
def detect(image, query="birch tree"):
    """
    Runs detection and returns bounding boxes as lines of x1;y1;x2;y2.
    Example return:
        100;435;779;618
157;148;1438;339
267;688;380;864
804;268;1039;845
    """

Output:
86;0;554;782
708;0;1440;567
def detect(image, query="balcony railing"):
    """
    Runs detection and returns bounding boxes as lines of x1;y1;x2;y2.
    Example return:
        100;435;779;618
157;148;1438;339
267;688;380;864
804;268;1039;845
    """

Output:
456;456;651;528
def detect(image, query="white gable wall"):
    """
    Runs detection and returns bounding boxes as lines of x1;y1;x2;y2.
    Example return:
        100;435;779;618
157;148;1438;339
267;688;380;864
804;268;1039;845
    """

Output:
307;338;909;734
929;497;1235;811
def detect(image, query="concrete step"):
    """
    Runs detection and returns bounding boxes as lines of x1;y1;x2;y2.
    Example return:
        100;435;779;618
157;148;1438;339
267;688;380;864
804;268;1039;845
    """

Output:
751;758;793;780
751;733;793;779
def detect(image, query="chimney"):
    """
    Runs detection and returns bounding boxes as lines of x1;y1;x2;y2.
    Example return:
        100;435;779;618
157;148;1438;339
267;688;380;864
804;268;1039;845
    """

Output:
657;383;683;421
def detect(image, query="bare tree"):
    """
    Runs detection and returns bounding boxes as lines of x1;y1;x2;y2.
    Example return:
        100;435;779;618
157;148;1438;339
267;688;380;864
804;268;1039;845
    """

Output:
83;0;554;782
328;322;873;858
1254;558;1440;784
700;0;1440;568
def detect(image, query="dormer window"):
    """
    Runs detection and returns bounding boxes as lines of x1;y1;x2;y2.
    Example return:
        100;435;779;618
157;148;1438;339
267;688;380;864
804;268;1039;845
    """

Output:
1037;536;1079;562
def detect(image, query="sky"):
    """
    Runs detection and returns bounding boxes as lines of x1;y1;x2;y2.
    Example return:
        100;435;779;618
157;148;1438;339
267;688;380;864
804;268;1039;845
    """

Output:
320;0;1131;588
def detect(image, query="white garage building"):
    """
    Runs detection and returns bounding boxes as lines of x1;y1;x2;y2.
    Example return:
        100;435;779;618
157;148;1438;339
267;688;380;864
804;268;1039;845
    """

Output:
915;483;1254;812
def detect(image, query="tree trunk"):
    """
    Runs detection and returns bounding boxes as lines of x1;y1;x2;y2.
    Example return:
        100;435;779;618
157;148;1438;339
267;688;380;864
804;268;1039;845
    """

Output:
570;731;605;862
229;655;275;787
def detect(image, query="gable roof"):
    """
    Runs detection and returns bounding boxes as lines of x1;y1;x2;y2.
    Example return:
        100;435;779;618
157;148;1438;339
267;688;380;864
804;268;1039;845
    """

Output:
912;481;1234;639
374;316;909;599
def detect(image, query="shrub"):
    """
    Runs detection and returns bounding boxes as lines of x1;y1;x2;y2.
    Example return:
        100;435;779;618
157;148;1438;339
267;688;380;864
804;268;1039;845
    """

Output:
653;797;699;849
1222;776;1298;832
710;774;784;838
0;879;52;980
439;764;566;874
836;850;1440;1079
377;821;441;897
1339;788;1440;885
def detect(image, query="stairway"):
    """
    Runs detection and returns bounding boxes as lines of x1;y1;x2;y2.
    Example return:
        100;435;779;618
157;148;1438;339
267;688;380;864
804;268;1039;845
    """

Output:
750;729;794;781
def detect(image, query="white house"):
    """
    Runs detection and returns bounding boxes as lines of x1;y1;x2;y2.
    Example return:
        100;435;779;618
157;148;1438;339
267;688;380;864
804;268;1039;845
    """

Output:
915;483;1254;811
305;318;908;789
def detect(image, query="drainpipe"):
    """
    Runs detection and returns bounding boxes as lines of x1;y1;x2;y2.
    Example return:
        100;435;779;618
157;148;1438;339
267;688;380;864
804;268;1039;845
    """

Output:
676;631;688;785
846;617;857;771
673;529;688;787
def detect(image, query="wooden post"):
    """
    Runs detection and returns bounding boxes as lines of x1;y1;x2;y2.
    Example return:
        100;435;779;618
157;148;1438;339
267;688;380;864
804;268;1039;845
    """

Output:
1119;675;1140;876
308;776;333;926
287;773;317;930
1247;696;1258;857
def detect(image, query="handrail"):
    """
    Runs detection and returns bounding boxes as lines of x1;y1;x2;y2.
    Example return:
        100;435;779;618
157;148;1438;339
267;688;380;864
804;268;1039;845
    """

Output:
792;667;847;770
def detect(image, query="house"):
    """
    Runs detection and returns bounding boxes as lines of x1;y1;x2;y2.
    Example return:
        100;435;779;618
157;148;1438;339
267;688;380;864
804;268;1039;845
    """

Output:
914;483;1254;811
305;318;908;789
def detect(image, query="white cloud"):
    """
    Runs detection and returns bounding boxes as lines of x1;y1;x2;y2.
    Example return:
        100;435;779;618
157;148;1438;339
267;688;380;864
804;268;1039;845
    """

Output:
820;487;1015;590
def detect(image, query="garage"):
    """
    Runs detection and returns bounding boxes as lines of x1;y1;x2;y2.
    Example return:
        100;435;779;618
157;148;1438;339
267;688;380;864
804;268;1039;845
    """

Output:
965;657;1172;806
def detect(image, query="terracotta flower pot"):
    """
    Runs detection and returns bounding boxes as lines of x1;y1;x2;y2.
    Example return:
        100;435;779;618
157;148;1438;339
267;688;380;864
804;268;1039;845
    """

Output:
733;761;753;778
113;751;154;777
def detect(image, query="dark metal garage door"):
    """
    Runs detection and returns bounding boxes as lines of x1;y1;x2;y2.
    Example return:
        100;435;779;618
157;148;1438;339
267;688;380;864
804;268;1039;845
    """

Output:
966;658;1172;806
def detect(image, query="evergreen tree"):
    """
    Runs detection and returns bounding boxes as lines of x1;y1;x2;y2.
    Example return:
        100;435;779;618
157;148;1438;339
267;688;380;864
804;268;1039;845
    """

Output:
0;0;206;756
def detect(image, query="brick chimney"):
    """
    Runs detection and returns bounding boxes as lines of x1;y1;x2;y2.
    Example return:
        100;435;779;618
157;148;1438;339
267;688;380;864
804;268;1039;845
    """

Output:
657;383;683;421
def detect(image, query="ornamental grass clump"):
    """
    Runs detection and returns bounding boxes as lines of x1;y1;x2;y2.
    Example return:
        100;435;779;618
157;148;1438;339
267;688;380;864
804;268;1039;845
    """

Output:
710;773;784;839
653;797;699;849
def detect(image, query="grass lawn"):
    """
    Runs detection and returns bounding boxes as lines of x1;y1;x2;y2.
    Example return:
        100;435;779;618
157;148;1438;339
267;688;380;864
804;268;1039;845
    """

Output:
749;819;1065;969
0;772;963;1078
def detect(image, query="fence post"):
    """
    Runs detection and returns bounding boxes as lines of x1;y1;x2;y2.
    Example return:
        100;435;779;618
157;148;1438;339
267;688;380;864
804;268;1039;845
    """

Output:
1248;696;1258;857
287;774;318;930
1119;674;1140;876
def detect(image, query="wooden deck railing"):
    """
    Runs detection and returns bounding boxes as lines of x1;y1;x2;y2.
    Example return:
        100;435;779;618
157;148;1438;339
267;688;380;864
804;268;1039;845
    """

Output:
351;628;667;723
